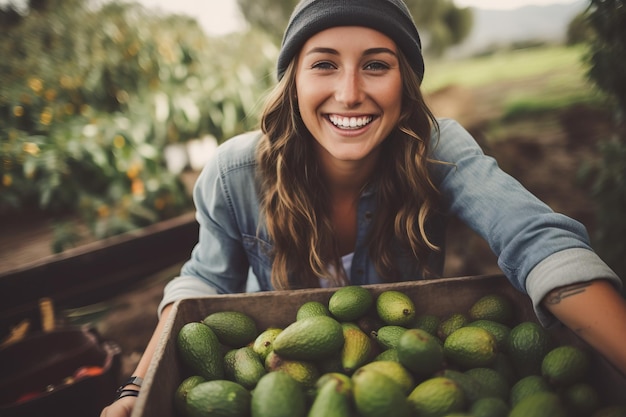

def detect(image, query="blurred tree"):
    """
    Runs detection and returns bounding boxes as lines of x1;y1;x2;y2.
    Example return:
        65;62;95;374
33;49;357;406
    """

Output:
0;3;23;29
586;0;626;114
236;0;296;42
405;0;473;56
566;11;594;45
0;0;277;250
235;0;473;56
579;0;626;283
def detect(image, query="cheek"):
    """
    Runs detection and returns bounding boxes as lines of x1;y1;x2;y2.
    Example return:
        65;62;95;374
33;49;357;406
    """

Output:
380;83;403;117
294;84;317;131
296;82;323;112
383;79;403;104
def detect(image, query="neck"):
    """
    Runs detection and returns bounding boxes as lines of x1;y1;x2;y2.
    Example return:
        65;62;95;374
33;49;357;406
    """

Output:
317;152;379;199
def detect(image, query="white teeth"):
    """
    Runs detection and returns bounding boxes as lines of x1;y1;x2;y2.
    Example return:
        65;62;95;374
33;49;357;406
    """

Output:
329;115;373;129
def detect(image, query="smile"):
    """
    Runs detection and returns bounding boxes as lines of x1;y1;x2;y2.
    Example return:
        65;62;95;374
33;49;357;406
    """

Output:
328;114;374;130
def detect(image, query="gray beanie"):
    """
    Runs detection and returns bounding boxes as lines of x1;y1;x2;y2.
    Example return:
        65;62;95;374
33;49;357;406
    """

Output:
276;0;424;81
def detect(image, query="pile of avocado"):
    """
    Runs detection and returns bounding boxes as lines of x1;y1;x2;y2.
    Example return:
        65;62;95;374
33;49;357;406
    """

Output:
174;286;626;417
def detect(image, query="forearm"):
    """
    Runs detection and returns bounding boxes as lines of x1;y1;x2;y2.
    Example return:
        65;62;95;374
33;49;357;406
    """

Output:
100;304;173;417
131;303;174;379
542;279;626;376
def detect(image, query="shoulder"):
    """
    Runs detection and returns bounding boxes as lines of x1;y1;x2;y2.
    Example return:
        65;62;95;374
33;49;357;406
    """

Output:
214;130;262;173
432;117;472;142
194;130;262;194
430;118;483;161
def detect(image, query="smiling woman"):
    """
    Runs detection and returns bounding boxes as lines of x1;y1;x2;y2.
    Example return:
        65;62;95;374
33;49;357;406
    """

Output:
100;0;626;415
292;26;407;257
295;27;403;165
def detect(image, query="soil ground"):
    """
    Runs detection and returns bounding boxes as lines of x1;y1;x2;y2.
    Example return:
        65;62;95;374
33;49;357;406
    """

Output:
0;79;610;387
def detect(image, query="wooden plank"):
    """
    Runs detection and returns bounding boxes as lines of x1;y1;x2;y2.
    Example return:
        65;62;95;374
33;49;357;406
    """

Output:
0;212;198;335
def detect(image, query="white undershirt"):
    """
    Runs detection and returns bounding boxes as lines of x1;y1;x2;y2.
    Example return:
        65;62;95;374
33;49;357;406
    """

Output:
320;252;354;288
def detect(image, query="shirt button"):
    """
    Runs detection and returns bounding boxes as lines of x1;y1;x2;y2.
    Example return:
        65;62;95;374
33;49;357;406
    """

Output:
364;211;372;220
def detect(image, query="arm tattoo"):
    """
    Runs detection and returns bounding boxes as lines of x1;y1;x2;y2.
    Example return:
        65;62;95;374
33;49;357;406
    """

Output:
544;282;592;305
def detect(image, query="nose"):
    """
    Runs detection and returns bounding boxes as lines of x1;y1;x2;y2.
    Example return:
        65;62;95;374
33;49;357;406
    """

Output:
335;70;364;108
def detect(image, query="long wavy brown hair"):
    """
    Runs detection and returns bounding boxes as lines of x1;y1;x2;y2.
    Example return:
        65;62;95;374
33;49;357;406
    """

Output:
256;48;441;290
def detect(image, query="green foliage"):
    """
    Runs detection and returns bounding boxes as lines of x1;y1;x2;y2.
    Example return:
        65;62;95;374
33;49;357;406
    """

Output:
580;0;626;283
1;112;192;246
236;0;297;43
405;0;473;56
566;11;595;45
443;5;474;45
585;0;626;113
0;0;277;251
578;139;626;282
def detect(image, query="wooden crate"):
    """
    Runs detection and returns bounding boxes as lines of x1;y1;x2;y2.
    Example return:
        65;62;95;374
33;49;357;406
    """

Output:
132;274;626;417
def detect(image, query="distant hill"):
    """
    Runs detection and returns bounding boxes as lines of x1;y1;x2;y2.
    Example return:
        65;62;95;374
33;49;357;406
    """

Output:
447;0;588;57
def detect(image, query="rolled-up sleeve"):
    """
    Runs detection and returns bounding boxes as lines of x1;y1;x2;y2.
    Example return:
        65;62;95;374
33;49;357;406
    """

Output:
430;119;621;326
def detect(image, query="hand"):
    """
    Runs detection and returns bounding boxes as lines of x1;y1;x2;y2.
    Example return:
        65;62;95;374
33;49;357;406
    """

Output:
100;396;137;417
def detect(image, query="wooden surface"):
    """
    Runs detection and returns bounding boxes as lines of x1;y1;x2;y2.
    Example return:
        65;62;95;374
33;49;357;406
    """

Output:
0;212;198;338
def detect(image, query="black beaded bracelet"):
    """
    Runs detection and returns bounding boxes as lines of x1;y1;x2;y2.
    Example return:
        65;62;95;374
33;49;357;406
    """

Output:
115;389;140;401
116;376;143;394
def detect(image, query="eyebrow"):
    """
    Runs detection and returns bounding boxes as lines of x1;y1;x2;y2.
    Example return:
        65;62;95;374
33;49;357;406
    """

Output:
305;47;397;57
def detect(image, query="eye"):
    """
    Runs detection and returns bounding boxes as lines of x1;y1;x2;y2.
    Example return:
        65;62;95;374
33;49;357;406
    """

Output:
311;61;337;70
364;61;390;71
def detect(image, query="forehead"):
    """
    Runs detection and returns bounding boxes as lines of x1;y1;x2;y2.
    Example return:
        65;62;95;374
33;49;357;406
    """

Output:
300;26;397;51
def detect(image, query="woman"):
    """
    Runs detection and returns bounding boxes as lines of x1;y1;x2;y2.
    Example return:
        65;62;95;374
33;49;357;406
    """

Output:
101;0;626;415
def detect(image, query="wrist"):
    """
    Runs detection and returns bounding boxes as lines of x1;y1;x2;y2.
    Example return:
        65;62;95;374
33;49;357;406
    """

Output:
115;389;140;401
114;376;143;401
117;376;143;391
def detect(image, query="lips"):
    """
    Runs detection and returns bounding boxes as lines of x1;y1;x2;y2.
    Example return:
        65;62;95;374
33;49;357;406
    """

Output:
327;114;374;130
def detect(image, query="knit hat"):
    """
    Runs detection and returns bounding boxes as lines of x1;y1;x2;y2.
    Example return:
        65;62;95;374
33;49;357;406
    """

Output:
276;0;424;81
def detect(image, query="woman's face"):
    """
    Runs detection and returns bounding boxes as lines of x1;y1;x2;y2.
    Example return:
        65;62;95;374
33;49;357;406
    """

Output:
295;26;403;168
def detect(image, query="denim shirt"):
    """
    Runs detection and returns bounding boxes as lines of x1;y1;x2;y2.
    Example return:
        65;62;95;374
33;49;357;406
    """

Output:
161;118;620;326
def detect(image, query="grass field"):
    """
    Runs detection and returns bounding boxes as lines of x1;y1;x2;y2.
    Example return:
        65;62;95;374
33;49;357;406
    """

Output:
422;44;607;120
422;45;590;91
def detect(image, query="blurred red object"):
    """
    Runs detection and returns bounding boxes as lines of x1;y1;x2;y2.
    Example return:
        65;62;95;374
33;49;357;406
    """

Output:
0;326;121;417
74;365;105;380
